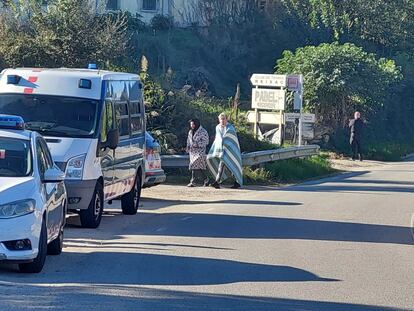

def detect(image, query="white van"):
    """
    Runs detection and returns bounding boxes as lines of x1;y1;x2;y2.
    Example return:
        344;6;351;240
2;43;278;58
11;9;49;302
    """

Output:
0;67;146;228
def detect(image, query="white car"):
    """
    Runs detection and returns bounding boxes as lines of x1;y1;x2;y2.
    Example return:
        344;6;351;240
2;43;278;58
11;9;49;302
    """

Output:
0;115;67;273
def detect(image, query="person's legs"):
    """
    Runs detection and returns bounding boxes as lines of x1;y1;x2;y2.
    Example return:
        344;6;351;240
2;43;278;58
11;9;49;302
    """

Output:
187;170;196;187
351;140;357;160
211;161;225;189
357;140;363;161
216;161;225;182
200;169;210;186
231;180;241;189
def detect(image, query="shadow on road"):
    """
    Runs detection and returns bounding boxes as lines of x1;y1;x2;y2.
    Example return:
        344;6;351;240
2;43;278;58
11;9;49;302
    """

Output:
286;184;414;194
0;252;335;285
0;283;404;311
63;240;235;251
280;170;414;194
339;179;414;186
124;212;413;245
140;198;302;210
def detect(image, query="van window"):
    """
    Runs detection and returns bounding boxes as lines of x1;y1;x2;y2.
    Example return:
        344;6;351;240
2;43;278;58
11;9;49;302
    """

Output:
129;81;143;135
108;81;128;101
115;101;129;137
129;86;140;115
101;100;114;143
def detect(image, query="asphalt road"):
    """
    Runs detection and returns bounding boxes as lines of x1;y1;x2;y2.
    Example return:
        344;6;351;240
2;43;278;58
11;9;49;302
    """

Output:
0;160;413;310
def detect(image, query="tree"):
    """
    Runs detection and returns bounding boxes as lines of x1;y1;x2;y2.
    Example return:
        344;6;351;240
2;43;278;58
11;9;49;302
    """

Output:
0;0;128;68
276;42;402;132
281;0;414;50
183;0;258;27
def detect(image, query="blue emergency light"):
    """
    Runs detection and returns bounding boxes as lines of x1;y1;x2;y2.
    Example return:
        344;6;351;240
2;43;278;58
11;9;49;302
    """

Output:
7;75;21;85
0;115;25;130
88;63;98;70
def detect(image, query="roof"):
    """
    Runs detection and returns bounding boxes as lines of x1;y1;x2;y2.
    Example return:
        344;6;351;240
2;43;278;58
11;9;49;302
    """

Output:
0;129;32;141
0;68;141;100
1;68;140;81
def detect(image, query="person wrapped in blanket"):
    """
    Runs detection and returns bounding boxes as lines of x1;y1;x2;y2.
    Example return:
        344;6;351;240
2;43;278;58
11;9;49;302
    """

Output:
207;113;243;189
186;118;210;187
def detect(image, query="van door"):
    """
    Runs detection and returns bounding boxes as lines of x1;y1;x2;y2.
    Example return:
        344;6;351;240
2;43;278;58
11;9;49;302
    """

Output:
99;98;115;198
128;80;145;181
112;81;135;195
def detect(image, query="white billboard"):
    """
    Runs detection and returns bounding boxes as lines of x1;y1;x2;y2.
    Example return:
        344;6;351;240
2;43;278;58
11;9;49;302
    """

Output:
252;88;286;110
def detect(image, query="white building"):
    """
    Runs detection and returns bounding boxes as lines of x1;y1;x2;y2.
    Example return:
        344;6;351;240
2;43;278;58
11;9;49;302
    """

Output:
95;0;198;25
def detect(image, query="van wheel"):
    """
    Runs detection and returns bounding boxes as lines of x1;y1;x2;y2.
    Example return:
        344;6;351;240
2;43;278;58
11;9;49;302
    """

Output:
19;220;47;273
121;173;142;215
80;183;103;228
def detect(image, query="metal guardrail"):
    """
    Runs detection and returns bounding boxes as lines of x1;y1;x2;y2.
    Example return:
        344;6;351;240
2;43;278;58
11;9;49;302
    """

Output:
161;145;320;168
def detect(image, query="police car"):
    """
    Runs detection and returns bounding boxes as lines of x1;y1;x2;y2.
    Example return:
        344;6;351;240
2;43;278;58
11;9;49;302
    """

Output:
0;115;67;273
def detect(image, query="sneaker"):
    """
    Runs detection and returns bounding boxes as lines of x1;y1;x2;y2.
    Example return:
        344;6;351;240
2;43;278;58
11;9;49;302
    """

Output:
211;181;221;189
203;180;210;187
231;182;241;189
187;183;196;188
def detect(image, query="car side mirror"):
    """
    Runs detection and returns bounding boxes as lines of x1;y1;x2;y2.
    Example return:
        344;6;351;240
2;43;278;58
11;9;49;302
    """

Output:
106;128;119;150
43;167;65;183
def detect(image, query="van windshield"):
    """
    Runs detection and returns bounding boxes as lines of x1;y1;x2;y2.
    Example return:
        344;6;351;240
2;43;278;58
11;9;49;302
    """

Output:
0;94;99;138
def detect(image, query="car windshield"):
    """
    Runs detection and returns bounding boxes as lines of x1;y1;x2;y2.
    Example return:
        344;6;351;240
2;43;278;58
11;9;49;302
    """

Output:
0;94;99;138
0;137;31;177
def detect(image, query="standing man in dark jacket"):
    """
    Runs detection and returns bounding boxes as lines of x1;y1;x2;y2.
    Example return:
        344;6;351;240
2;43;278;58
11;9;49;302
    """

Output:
349;111;364;161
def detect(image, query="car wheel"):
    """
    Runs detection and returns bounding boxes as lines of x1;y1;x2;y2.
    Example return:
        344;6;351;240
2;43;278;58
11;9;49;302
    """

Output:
19;219;47;273
47;227;64;255
121;173;142;215
80;183;103;228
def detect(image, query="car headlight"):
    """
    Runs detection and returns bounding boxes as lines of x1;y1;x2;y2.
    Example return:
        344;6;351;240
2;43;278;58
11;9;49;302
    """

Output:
66;154;86;180
0;199;35;219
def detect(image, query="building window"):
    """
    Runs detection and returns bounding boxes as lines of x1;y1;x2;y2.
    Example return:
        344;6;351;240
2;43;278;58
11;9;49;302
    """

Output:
106;0;119;10
142;0;157;11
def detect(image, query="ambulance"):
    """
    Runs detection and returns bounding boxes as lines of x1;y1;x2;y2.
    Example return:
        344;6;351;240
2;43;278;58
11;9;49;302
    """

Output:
0;66;146;228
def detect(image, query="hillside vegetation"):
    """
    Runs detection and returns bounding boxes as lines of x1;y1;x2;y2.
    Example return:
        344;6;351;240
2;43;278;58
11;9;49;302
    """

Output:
0;0;413;159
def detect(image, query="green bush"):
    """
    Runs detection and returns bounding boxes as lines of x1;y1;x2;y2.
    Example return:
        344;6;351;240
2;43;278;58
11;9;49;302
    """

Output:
238;131;279;153
265;155;335;183
150;14;173;31
365;143;414;161
243;167;272;185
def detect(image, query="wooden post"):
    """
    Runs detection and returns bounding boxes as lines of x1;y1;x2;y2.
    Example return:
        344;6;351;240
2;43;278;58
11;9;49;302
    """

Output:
279;110;283;146
254;108;259;139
